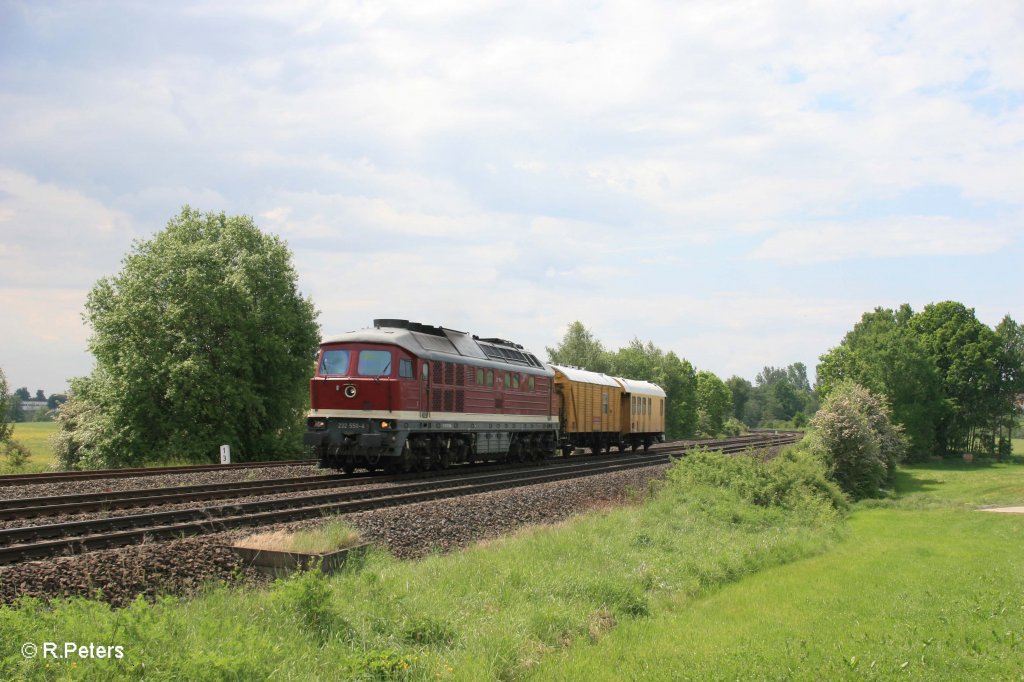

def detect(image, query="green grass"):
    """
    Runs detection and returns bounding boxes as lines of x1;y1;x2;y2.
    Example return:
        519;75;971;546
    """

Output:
2;451;1022;680
235;519;363;554
0;452;844;681
1;422;58;473
1014;438;1023;455
532;459;1024;681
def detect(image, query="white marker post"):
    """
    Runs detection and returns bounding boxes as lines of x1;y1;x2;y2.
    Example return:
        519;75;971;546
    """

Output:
220;444;231;464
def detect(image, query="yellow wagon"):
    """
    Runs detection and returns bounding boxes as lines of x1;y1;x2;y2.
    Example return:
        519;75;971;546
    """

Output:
550;365;623;454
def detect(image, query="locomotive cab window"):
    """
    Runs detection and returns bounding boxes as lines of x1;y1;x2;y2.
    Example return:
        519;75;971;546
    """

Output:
399;358;413;378
319;349;351;376
357;350;392;376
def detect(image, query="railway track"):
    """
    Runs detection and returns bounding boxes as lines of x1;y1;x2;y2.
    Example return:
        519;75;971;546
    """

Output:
0;432;797;521
0;458;317;487
0;432;799;565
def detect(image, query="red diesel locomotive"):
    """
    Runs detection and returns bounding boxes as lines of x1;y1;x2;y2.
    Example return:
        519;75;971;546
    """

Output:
304;319;559;473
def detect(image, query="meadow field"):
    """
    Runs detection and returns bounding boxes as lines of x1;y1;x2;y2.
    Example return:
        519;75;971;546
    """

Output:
1;422;58;473
535;458;1024;680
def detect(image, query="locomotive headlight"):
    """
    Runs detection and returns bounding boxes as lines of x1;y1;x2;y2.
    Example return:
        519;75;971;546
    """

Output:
380;420;392;430
310;419;327;430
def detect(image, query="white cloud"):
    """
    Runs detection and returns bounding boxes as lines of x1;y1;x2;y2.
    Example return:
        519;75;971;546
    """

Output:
1;0;1023;391
0;169;137;286
748;218;1014;264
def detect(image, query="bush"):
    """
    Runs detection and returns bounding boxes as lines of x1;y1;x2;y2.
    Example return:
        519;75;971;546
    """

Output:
808;381;906;500
668;447;848;515
2;440;30;468
723;417;747;437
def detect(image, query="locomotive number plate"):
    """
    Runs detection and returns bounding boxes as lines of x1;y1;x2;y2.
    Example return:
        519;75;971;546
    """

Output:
336;421;368;431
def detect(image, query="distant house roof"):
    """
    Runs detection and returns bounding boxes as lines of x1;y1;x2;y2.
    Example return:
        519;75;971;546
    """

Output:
21;400;48;412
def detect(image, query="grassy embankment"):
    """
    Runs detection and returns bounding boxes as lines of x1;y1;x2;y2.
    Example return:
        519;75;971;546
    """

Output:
1;450;845;680
534;456;1024;680
0;445;1022;680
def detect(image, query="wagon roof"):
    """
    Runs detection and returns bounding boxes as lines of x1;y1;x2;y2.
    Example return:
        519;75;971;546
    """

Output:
549;364;621;388
614;377;667;397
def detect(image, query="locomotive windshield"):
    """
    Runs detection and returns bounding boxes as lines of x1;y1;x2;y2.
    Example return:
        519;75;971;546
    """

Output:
357;350;392;376
319;349;351;375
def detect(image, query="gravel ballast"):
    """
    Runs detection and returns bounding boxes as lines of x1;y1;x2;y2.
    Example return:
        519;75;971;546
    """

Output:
0;464;670;607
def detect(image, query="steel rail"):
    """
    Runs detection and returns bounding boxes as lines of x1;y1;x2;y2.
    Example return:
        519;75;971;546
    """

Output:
0;459;316;487
0;433;799;565
0;434;799;520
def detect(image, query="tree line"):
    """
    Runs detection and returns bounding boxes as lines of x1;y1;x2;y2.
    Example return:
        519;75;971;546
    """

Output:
3;386;68;423
817;302;1023;460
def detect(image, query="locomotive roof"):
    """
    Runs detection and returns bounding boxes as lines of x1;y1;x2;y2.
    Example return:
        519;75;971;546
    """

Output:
615;377;667;398
549;364;621;388
322;321;553;376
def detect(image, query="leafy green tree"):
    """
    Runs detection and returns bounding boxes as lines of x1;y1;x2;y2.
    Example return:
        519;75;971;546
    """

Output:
609;338;662;383
6;394;24;424
817;306;943;460
748;363;817;425
726;376;751;421
14;387;29;401
545;321;612;372
54;206;321;468
660;351;698;439
0;368;12;444
34;389;45;401
808;381;906;500
47;394;67;410
910;302;1001;454
993;315;1024;456
695;371;733;437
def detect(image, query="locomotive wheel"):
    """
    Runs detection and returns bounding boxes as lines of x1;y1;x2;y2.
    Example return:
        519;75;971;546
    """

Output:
439;449;451;469
342;462;355;475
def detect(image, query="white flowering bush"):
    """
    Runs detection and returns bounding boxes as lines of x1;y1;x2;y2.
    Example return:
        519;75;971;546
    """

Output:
808;381;906;500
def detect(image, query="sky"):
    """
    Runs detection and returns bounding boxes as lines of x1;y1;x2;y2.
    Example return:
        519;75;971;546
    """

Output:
1;0;1022;394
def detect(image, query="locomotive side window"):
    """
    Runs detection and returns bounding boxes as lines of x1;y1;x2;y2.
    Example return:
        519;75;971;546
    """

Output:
528;376;535;392
319;350;351;376
399;358;413;378
357;350;392;376
422;363;429;380
486;369;494;386
476;368;484;384
512;374;520;389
